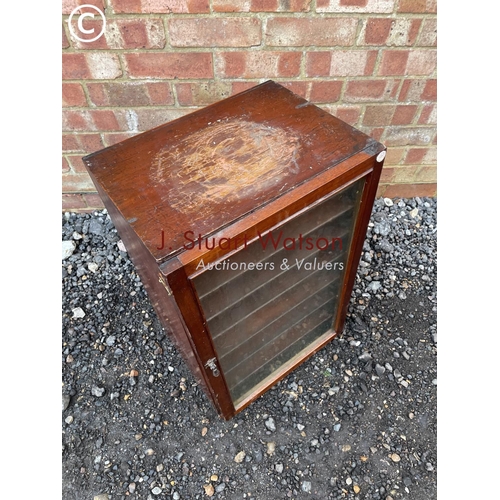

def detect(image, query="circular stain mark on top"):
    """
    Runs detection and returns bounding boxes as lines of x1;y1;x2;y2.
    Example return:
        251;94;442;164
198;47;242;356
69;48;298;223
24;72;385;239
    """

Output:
151;119;301;213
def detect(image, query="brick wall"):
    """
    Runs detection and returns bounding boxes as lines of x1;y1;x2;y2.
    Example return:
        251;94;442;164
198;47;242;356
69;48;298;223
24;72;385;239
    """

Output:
62;0;437;211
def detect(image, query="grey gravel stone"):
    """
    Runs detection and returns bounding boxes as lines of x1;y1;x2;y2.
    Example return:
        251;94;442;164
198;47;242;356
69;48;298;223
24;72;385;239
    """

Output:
301;481;312;493
92;386;105;397
265;417;276;432
62;394;70;411
367;281;381;292
62;240;76;260
89;219;104;236
71;307;85;319
62;199;437;500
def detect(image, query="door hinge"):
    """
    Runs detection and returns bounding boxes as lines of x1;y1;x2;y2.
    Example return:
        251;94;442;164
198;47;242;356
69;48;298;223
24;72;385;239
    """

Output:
158;273;172;296
204;357;220;377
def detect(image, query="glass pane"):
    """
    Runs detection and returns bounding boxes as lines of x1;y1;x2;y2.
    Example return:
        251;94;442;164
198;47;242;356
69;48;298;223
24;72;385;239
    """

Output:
192;178;365;406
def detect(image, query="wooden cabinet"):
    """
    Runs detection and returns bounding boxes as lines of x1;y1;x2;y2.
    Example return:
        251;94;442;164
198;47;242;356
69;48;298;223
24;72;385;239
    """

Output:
83;81;386;419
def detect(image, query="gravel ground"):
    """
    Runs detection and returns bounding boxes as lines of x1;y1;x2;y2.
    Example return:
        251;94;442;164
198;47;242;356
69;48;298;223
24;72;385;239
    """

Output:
62;196;437;500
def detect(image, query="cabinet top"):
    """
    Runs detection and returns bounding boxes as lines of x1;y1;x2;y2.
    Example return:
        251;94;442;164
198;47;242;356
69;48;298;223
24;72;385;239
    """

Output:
83;80;383;262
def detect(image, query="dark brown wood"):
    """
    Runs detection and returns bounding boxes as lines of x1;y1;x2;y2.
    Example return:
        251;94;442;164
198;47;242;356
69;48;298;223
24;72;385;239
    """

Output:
334;158;384;334
83;80;385;420
83;80;379;264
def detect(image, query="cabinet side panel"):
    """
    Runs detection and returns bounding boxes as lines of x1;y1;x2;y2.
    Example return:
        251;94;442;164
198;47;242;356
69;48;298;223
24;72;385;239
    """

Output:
86;171;213;404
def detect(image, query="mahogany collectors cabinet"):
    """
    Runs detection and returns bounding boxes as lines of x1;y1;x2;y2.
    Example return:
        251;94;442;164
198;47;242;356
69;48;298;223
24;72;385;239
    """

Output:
83;81;386;420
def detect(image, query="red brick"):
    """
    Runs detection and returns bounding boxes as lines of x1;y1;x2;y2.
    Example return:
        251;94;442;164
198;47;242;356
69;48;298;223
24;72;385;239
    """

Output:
309;81;343;103
384;127;434;146
317;0;395;12
213;0;311;11
345;80;387;101
368;127;384;141
63;156;71;173
211;0;249;11
329;50;374;76
398;0;431;12
376;184;387;197
109;0;209;13
175;83;194;106
427;0;437;13
87;82;145;107
265;18;357;46
334;106;361;126
399;79;425;101
62;193;87;210
66;155;88;173
62;172;96;192
418;104;436;125
62;0;105;15
125;53;213;79
70;18;166;50
67;17;107;49
379;50;409;75
90;110;121;130
83;193;105;209
86;53;122;79
405;148;427;164
132;109;191;131
108;0;140;11
364;18;392;44
63;53;121;80
147;83;174;105
86;84;107;106
406;50;437;75
215;52;301;78
62;53;90;80
278;52;302;77
384;147;405;165
169;18;261;47
102;133;138;147
62;24;69;49
252;0;278;10
306;52;331;77
341;0;367;5
363;105;395;126
423;147;436;164
120;19;165;49
389;18;421;46
87;82;174;107
390;78;402;99
62;135;80;152
390;165;420;183
175;81;232;106
418;18;437;46
379;166;396;183
383;183;436;198
392;105;418;125
407;19;422;45
63;83;87;107
63;110;94;131
415;166;436;183
63;133;103;153
278;81;308;98
281;0;312;9
231;81;258;95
